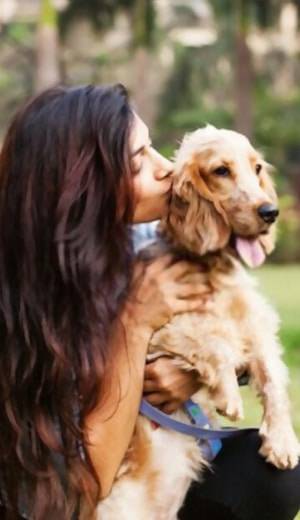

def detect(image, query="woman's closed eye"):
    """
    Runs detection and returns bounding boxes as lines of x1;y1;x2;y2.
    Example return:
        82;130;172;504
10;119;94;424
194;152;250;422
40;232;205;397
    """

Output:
132;143;153;174
132;141;152;158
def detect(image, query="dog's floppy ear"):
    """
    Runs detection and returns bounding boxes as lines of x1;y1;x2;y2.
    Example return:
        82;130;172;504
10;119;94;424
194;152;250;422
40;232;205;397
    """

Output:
168;159;231;255
259;164;278;255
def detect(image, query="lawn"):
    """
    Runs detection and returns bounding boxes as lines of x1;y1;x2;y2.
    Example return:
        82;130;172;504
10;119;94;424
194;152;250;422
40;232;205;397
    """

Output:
222;264;300;519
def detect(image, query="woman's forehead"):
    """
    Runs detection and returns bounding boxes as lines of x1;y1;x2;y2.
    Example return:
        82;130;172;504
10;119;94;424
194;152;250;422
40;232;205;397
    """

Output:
130;113;150;150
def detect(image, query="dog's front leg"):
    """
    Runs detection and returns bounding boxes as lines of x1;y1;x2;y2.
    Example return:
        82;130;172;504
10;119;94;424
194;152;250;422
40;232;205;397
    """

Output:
250;351;300;469
191;337;244;422
209;363;244;421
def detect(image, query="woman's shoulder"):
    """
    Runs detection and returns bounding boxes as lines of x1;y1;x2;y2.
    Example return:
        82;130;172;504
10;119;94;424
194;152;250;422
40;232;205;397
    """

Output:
132;221;159;252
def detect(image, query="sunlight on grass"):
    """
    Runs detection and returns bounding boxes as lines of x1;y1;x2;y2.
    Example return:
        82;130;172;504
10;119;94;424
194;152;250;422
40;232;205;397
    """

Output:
255;264;300;353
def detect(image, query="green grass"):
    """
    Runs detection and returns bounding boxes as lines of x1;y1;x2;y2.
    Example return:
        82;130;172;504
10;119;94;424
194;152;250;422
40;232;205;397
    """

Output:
255;264;300;356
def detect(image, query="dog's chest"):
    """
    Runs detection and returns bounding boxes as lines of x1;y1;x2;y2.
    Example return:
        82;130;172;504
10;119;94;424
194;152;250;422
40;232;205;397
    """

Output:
149;266;260;367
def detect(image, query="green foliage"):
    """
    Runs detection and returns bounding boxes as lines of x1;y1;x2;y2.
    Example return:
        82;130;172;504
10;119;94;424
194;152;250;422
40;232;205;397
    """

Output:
41;0;58;27
59;0;156;47
131;0;156;48
0;22;34;137
94;52;110;66
273;198;300;264
59;0;131;34
6;22;33;44
0;70;11;90
210;0;290;30
156;44;234;147
254;89;300;152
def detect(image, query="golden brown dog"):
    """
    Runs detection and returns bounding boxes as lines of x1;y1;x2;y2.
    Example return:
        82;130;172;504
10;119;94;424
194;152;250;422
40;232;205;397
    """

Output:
97;126;300;520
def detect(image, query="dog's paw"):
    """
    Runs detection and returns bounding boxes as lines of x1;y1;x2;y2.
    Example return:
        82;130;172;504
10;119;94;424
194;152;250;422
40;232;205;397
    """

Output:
216;394;244;421
259;423;300;469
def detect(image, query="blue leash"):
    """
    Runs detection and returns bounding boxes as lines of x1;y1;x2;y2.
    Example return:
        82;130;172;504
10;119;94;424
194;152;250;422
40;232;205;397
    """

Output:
184;399;222;460
140;398;258;461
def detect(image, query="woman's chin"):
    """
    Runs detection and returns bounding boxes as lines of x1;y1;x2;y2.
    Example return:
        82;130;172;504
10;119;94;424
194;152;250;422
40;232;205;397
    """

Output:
132;200;168;223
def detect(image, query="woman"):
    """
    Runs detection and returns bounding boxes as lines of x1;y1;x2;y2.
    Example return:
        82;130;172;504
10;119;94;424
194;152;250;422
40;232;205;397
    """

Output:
0;84;298;519
0;83;208;519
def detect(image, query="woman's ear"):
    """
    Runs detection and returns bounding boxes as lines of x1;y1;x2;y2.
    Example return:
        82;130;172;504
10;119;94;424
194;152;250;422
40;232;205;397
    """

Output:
168;162;231;256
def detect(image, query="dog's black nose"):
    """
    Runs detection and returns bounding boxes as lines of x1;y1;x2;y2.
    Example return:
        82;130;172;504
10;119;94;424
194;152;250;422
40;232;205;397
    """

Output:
257;204;279;224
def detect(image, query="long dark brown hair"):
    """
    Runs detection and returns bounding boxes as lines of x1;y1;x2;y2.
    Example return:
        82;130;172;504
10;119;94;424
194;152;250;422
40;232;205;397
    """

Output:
0;84;135;518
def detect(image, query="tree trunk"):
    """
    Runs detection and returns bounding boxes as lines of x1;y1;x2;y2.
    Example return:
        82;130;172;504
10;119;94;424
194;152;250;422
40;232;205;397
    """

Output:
35;0;60;93
234;29;253;139
131;47;154;126
129;0;158;127
233;0;253;139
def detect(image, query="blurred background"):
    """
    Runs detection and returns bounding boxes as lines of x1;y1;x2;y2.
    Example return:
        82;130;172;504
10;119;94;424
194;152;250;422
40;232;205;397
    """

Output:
0;0;299;444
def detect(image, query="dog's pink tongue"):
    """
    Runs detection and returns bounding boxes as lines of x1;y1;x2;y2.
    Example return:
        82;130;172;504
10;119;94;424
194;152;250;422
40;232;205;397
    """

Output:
235;237;266;268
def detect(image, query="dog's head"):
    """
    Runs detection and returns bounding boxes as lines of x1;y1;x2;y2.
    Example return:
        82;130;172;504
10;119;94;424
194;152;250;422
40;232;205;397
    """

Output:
167;125;278;267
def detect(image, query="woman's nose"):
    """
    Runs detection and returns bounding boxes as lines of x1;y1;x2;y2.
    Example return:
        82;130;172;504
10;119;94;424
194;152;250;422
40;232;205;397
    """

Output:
150;149;173;180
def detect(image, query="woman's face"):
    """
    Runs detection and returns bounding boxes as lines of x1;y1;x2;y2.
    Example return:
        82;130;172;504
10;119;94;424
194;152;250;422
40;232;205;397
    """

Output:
131;114;173;223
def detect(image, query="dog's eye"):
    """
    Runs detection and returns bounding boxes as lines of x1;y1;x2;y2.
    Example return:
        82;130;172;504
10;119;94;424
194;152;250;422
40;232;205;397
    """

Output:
256;164;262;175
213;166;230;177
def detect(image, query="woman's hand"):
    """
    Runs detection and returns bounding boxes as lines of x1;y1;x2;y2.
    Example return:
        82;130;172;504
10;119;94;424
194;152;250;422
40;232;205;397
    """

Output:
143;357;201;414
124;255;211;333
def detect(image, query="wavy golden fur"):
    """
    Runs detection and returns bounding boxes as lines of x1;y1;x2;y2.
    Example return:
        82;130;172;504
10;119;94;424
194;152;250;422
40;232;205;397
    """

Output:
96;126;300;520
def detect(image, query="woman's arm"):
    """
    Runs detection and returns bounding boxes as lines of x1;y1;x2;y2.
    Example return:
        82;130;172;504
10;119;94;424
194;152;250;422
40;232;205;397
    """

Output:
84;314;151;499
84;256;210;498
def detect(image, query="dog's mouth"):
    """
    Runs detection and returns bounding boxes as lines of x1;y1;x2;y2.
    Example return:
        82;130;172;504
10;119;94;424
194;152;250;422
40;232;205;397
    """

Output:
230;234;267;268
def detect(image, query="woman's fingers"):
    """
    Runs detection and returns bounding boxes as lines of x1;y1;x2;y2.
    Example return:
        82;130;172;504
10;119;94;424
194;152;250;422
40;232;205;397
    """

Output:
143;378;160;393
133;254;173;282
176;283;212;299
166;260;202;280
144;357;170;392
146;254;173;275
145;393;180;414
144;392;170;406
128;256;212;332
160;401;181;414
174;297;213;314
143;358;202;414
